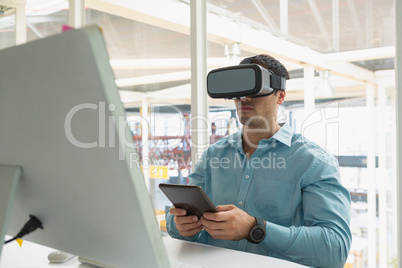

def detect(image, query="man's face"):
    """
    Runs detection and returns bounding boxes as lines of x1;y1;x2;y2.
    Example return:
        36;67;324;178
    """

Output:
234;91;286;129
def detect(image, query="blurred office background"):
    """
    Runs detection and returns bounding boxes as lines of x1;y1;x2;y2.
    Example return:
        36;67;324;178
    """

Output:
0;0;398;267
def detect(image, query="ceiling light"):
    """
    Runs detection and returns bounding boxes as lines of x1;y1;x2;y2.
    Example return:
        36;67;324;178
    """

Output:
315;70;335;98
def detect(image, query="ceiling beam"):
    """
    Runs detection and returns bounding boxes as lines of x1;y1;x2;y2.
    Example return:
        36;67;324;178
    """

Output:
345;0;363;48
110;56;301;72
120;84;192;105
86;0;191;35
307;0;331;49
0;0;25;8
323;46;395;63
118;90;145;103
26;0;67;15
115;71;190;88
86;0;376;84
110;57;228;70
119;69;383;107
251;0;278;30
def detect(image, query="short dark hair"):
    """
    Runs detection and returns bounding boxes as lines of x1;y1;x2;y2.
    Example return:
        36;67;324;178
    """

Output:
240;54;290;80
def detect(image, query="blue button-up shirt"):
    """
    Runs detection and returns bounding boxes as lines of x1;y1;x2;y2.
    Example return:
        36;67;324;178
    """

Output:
166;123;351;268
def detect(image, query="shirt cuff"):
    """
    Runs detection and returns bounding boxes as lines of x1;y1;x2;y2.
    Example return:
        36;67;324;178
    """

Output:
261;221;292;254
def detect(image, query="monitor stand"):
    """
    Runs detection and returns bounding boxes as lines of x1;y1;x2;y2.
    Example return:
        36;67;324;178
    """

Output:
0;165;22;258
78;256;115;268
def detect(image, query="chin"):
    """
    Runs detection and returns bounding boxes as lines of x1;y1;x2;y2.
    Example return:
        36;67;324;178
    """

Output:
242;120;258;127
243;119;268;129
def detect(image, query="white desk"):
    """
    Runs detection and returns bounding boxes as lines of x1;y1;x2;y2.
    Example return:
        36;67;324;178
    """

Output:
0;236;306;268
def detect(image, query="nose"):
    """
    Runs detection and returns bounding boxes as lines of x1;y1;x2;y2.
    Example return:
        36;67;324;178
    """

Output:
240;96;252;102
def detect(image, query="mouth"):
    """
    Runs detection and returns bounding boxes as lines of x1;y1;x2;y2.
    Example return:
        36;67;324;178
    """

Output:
238;105;254;112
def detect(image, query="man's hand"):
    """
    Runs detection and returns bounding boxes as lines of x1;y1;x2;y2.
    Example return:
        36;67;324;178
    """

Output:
169;207;203;237
201;205;256;240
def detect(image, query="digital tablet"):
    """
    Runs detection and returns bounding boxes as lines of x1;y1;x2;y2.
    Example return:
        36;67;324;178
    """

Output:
159;183;217;219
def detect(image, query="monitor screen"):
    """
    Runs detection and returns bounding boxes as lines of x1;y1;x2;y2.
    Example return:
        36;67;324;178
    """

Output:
0;26;169;267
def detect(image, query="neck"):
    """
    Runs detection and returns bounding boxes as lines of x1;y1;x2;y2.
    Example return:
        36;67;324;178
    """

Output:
242;122;280;157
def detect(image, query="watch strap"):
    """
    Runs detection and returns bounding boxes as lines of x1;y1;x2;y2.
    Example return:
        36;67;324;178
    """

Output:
246;217;266;244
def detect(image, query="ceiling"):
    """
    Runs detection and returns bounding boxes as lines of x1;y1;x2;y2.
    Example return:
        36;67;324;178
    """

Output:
0;0;396;108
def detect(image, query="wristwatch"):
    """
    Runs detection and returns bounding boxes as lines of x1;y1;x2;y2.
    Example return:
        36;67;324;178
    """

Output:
246;217;266;244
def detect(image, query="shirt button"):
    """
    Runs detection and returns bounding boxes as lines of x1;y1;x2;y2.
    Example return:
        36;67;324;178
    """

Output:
238;201;243;205
245;175;250;179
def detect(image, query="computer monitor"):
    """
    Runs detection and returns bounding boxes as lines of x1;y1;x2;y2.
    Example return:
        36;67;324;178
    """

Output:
0;25;169;267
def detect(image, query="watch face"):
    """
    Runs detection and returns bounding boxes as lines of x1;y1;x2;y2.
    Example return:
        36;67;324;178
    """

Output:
247;217;266;244
252;228;265;240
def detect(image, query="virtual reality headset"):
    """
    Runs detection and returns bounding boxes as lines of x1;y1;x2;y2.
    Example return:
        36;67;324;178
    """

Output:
207;64;286;99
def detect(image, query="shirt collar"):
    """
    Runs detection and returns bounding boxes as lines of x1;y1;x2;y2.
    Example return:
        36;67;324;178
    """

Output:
227;122;293;149
227;131;243;151
271;122;293;147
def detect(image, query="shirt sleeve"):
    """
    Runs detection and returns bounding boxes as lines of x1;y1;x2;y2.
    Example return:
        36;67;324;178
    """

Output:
165;149;210;241
260;154;352;268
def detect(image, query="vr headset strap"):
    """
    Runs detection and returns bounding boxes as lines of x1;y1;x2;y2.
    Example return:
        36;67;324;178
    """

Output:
270;75;286;91
240;57;286;91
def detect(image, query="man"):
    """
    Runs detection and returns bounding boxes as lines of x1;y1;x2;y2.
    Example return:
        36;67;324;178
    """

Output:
166;54;351;268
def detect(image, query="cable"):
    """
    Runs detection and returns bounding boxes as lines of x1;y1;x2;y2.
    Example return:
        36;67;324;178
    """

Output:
4;215;43;244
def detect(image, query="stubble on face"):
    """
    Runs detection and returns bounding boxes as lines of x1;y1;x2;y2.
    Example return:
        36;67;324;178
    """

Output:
235;96;278;129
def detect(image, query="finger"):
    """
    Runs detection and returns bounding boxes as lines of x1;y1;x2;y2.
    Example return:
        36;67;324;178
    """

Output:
178;225;204;237
216;205;236;212
203;210;231;221
204;205;237;220
203;226;228;240
174;215;199;225
203;212;216;221
170;207;187;216
177;221;203;237
201;217;225;230
177;220;202;231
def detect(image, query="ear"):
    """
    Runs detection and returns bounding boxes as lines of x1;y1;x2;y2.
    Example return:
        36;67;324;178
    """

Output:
277;91;286;104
